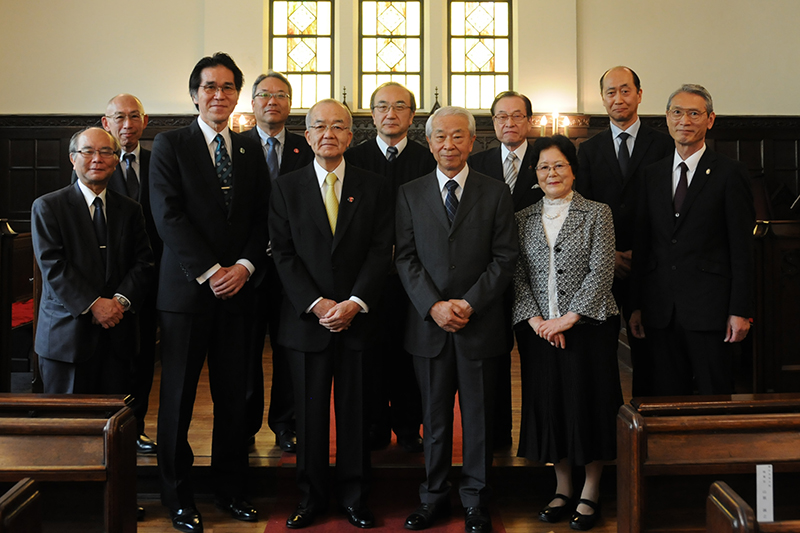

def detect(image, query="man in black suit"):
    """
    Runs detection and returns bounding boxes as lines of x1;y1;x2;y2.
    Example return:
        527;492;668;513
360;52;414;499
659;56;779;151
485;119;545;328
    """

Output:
32;127;154;395
101;93;161;454
270;99;393;530
396;107;518;533
630;84;754;396
576;67;673;396
345;82;436;453
467;90;542;448
244;71;313;453
150;52;269;532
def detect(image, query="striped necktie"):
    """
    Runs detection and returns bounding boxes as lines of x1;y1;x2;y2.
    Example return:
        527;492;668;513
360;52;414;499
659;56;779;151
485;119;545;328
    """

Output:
444;180;459;224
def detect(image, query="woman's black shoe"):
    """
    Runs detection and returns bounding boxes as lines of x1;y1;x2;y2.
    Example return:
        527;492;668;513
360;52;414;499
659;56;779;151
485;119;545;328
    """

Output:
570;498;600;531
538;493;572;523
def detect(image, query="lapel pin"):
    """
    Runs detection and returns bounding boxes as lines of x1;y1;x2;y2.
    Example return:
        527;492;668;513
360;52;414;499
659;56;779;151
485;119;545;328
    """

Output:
293;148;300;153
706;168;711;175
239;147;245;154
348;197;354;203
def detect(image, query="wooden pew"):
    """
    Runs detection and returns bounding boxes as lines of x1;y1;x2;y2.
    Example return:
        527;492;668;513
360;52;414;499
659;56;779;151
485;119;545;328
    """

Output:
617;394;800;533
0;394;136;533
0;478;41;533
0;219;34;392
707;481;800;533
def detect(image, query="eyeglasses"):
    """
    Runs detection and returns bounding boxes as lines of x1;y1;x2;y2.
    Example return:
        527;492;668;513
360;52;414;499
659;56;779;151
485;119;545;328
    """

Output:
373;103;410;113
72;149;118;159
255;92;290;101
105;113;144;124
668;108;708;121
535;163;570;174
308;124;350;134
199;84;238;96
492;113;529;124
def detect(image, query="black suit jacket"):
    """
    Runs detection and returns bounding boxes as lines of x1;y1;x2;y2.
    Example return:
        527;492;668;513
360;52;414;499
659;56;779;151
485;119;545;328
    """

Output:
395;169;518;359
107;147;163;264
576;124;673;251
243;126;314;179
632;148;755;331
31;182;154;363
467;141;543;212
149;120;270;313
269;162;394;353
345;138;437;197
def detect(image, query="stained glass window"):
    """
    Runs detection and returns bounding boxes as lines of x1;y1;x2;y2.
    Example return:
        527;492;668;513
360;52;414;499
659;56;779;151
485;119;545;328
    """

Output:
360;1;423;110
449;1;510;109
270;1;333;108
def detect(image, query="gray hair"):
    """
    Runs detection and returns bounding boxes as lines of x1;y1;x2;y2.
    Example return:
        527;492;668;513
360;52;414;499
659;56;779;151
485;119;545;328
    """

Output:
305;99;352;129
69;127;120;156
666;84;714;114
251;71;293;99
425;106;476;137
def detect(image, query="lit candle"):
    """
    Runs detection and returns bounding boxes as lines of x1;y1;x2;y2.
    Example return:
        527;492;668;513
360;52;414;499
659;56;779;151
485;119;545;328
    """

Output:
539;115;547;136
562;116;571;138
552;112;559;136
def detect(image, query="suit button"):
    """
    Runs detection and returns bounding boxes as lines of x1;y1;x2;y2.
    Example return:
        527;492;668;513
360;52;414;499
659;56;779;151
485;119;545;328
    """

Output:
450;265;455;270
671;239;677;244
671;265;677;270
557;269;564;274
620;203;626;209
675;213;680;218
449;237;454;242
559;290;566;296
555;247;561;253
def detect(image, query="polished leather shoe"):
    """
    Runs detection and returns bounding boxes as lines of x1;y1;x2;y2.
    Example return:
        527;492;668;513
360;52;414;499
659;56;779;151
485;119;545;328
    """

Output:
136;433;157;454
539;493;572;523
341;505;375;528
276;430;297;453
170;507;203;533
215;497;258;522
397;434;424;453
465;506;492;533
404;501;450;530
287;505;318;529
570;499;600;531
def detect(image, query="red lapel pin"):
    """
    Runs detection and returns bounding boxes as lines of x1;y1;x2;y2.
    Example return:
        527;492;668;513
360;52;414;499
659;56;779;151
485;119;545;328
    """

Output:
293;148;300;153
348;197;354;203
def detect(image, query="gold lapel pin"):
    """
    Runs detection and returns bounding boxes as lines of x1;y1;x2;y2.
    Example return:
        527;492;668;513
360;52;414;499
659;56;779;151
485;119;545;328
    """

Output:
239;147;245;154
706;169;711;174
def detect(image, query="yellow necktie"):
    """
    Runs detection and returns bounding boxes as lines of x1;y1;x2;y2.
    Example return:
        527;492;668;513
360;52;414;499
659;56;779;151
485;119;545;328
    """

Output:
325;172;339;234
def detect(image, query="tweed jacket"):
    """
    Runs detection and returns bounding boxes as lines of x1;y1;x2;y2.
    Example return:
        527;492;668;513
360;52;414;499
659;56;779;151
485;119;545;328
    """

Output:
512;191;618;326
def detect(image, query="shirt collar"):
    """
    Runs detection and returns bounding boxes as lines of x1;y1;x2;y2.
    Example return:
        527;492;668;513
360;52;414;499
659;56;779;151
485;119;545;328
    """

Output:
436;163;470;192
197;116;232;151
501;140;528;161
673;143;707;174
120;143;141;163
313;158;346;188
256;125;286;147
76;178;107;209
609;117;642;140
376;135;408;158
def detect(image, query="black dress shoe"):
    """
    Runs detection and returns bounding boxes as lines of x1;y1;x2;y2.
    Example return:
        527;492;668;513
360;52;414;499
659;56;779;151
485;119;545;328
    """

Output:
404;501;450;530
136;433;157;454
170;507;203;533
276;430;297;453
137;506;145;521
570;499;600;531
465;506;492;533
397;434;424;453
341;505;375;528
215;497;258;522
287;505;318;529
539;493;572;523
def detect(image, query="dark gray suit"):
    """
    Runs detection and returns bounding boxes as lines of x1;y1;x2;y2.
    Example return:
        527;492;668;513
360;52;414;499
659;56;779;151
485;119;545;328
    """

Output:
32;182;154;393
395;168;518;507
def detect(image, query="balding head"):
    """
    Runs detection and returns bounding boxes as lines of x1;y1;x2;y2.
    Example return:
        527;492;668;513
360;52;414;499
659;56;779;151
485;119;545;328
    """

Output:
102;94;148;152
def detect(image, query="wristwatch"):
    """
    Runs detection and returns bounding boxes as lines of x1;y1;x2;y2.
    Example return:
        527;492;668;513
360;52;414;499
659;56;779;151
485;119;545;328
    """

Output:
114;294;131;312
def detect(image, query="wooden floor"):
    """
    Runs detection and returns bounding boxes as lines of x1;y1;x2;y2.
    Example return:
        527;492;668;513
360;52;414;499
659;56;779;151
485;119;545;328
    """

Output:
131;336;634;532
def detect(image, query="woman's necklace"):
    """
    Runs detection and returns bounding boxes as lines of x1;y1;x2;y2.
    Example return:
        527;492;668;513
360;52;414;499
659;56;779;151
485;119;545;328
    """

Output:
542;204;569;220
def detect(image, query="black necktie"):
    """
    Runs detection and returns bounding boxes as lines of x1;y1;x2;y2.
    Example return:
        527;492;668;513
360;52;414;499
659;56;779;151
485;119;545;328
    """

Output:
93;196;107;263
445;180;459;224
387;146;398;162
674;162;689;214
618;132;630;177
123;153;139;201
214;134;233;210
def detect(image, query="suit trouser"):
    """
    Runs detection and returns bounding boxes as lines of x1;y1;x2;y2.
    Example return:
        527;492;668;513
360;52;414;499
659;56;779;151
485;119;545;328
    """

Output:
40;329;130;394
647;311;733;396
413;337;498;508
288;338;370;510
612;277;653;397
157;307;251;510
131;293;158;435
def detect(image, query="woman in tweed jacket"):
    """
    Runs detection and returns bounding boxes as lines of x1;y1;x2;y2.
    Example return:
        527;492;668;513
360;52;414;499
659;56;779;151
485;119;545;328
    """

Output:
512;135;621;531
